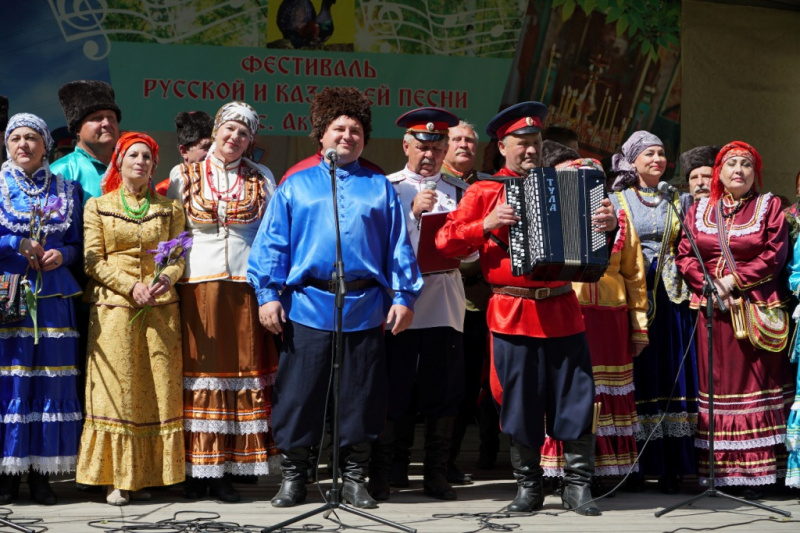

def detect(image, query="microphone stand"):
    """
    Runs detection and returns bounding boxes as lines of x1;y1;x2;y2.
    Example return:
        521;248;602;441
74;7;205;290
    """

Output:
263;156;416;533
654;190;790;518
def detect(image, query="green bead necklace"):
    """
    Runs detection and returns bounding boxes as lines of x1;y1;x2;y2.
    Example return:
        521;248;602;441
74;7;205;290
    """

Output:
120;187;151;220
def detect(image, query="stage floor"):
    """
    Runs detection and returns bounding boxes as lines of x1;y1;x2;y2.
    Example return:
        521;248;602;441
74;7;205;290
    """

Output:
4;427;799;532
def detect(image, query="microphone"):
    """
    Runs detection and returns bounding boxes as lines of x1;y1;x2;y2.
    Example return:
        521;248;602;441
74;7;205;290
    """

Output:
324;148;338;163
657;181;677;195
417;180;437;230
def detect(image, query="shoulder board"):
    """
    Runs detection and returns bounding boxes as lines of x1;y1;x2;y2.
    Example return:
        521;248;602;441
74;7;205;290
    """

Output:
476;171;493;180
386;171;405;183
441;174;469;191
478;175;515;182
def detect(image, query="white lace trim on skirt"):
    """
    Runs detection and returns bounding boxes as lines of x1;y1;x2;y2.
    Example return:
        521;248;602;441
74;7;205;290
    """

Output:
694;434;784;450
184;418;268;435
2;412;82;424
184;376;271;391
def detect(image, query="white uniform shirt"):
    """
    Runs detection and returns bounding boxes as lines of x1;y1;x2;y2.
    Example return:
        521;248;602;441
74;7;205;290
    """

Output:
388;166;467;331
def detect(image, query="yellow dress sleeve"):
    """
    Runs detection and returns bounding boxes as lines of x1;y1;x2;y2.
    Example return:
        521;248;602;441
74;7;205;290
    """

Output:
160;200;186;287
619;213;649;344
83;197;140;296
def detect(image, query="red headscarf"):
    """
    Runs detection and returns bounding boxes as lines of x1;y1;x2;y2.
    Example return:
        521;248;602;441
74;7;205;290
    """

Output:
709;141;762;204
100;132;160;194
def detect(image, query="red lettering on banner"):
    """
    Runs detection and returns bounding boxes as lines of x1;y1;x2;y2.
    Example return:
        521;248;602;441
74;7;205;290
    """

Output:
232;80;245;100
454;91;467;109
254;83;269;102
276;84;289;103
143;79;157;98
376;85;390;106
187;81;200;99
398;89;412;107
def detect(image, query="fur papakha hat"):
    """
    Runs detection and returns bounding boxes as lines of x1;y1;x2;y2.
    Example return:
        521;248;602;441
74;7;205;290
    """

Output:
680;145;720;181
541;139;580;168
0;96;8;133
58;80;122;134
175;111;214;146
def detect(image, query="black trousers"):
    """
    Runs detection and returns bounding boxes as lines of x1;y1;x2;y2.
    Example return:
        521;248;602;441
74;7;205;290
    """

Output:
271;321;387;450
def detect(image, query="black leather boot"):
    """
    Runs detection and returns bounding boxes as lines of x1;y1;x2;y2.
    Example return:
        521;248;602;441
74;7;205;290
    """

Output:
562;434;601;516
368;421;395;501
446;415;473;485
209;474;240;503
507;440;544;512
422;417;457;501
271;448;310;508
0;474;20;505
28;469;57;505
389;411;416;488
341;442;378;508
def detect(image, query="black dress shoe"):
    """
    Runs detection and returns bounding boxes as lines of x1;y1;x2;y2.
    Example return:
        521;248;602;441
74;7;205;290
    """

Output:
445;462;473;485
182;477;208;499
28;471;56;505
209;476;240;503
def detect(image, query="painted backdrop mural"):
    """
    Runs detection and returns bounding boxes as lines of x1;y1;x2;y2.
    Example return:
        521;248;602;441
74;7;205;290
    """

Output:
2;0;680;169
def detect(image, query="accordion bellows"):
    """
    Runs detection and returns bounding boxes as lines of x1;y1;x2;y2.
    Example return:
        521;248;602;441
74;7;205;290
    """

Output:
505;167;610;281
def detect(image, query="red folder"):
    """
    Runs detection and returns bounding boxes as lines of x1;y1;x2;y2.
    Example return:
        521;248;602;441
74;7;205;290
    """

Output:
417;212;460;274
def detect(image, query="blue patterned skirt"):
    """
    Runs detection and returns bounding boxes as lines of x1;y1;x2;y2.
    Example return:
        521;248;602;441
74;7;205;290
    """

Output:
632;262;699;476
0;295;82;474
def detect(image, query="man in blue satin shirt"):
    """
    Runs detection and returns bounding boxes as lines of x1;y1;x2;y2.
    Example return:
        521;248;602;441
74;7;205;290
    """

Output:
247;87;423;510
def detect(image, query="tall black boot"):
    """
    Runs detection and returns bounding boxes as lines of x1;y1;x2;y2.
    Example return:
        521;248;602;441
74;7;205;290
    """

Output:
446;414;473;485
271;448;310;508
390;410;416;488
507;440;544;512
423;417;457;500
562;434;601;516
28;469;57;505
368;421;396;501
341;442;378;509
0;474;20;505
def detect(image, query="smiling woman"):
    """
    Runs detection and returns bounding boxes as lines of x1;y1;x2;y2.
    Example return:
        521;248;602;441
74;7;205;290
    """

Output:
609;130;698;494
166;101;279;503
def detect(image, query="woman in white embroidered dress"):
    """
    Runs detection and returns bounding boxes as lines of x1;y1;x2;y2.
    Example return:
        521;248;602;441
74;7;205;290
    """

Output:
676;141;793;498
0;113;82;505
167;101;278;502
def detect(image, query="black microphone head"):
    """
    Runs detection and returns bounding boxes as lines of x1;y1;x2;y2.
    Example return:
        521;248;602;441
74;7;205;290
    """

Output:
324;148;338;162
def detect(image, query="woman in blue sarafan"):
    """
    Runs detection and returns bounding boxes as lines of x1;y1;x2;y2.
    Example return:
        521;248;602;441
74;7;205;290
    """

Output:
784;235;800;488
0;113;83;505
609;131;698;493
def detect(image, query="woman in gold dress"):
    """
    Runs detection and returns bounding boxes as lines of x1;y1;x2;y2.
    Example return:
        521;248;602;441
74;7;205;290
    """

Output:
77;132;186;506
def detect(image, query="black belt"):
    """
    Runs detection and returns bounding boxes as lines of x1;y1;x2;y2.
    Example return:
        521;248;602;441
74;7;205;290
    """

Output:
491;283;573;300
304;277;379;294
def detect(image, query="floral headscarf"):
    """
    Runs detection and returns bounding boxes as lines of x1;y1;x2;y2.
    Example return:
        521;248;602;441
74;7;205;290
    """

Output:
709;141;762;204
100;132;160;194
4;113;54;157
610;130;663;191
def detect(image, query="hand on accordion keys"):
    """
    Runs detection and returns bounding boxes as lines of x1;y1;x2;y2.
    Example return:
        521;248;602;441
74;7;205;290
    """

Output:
483;203;521;233
591;198;618;233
